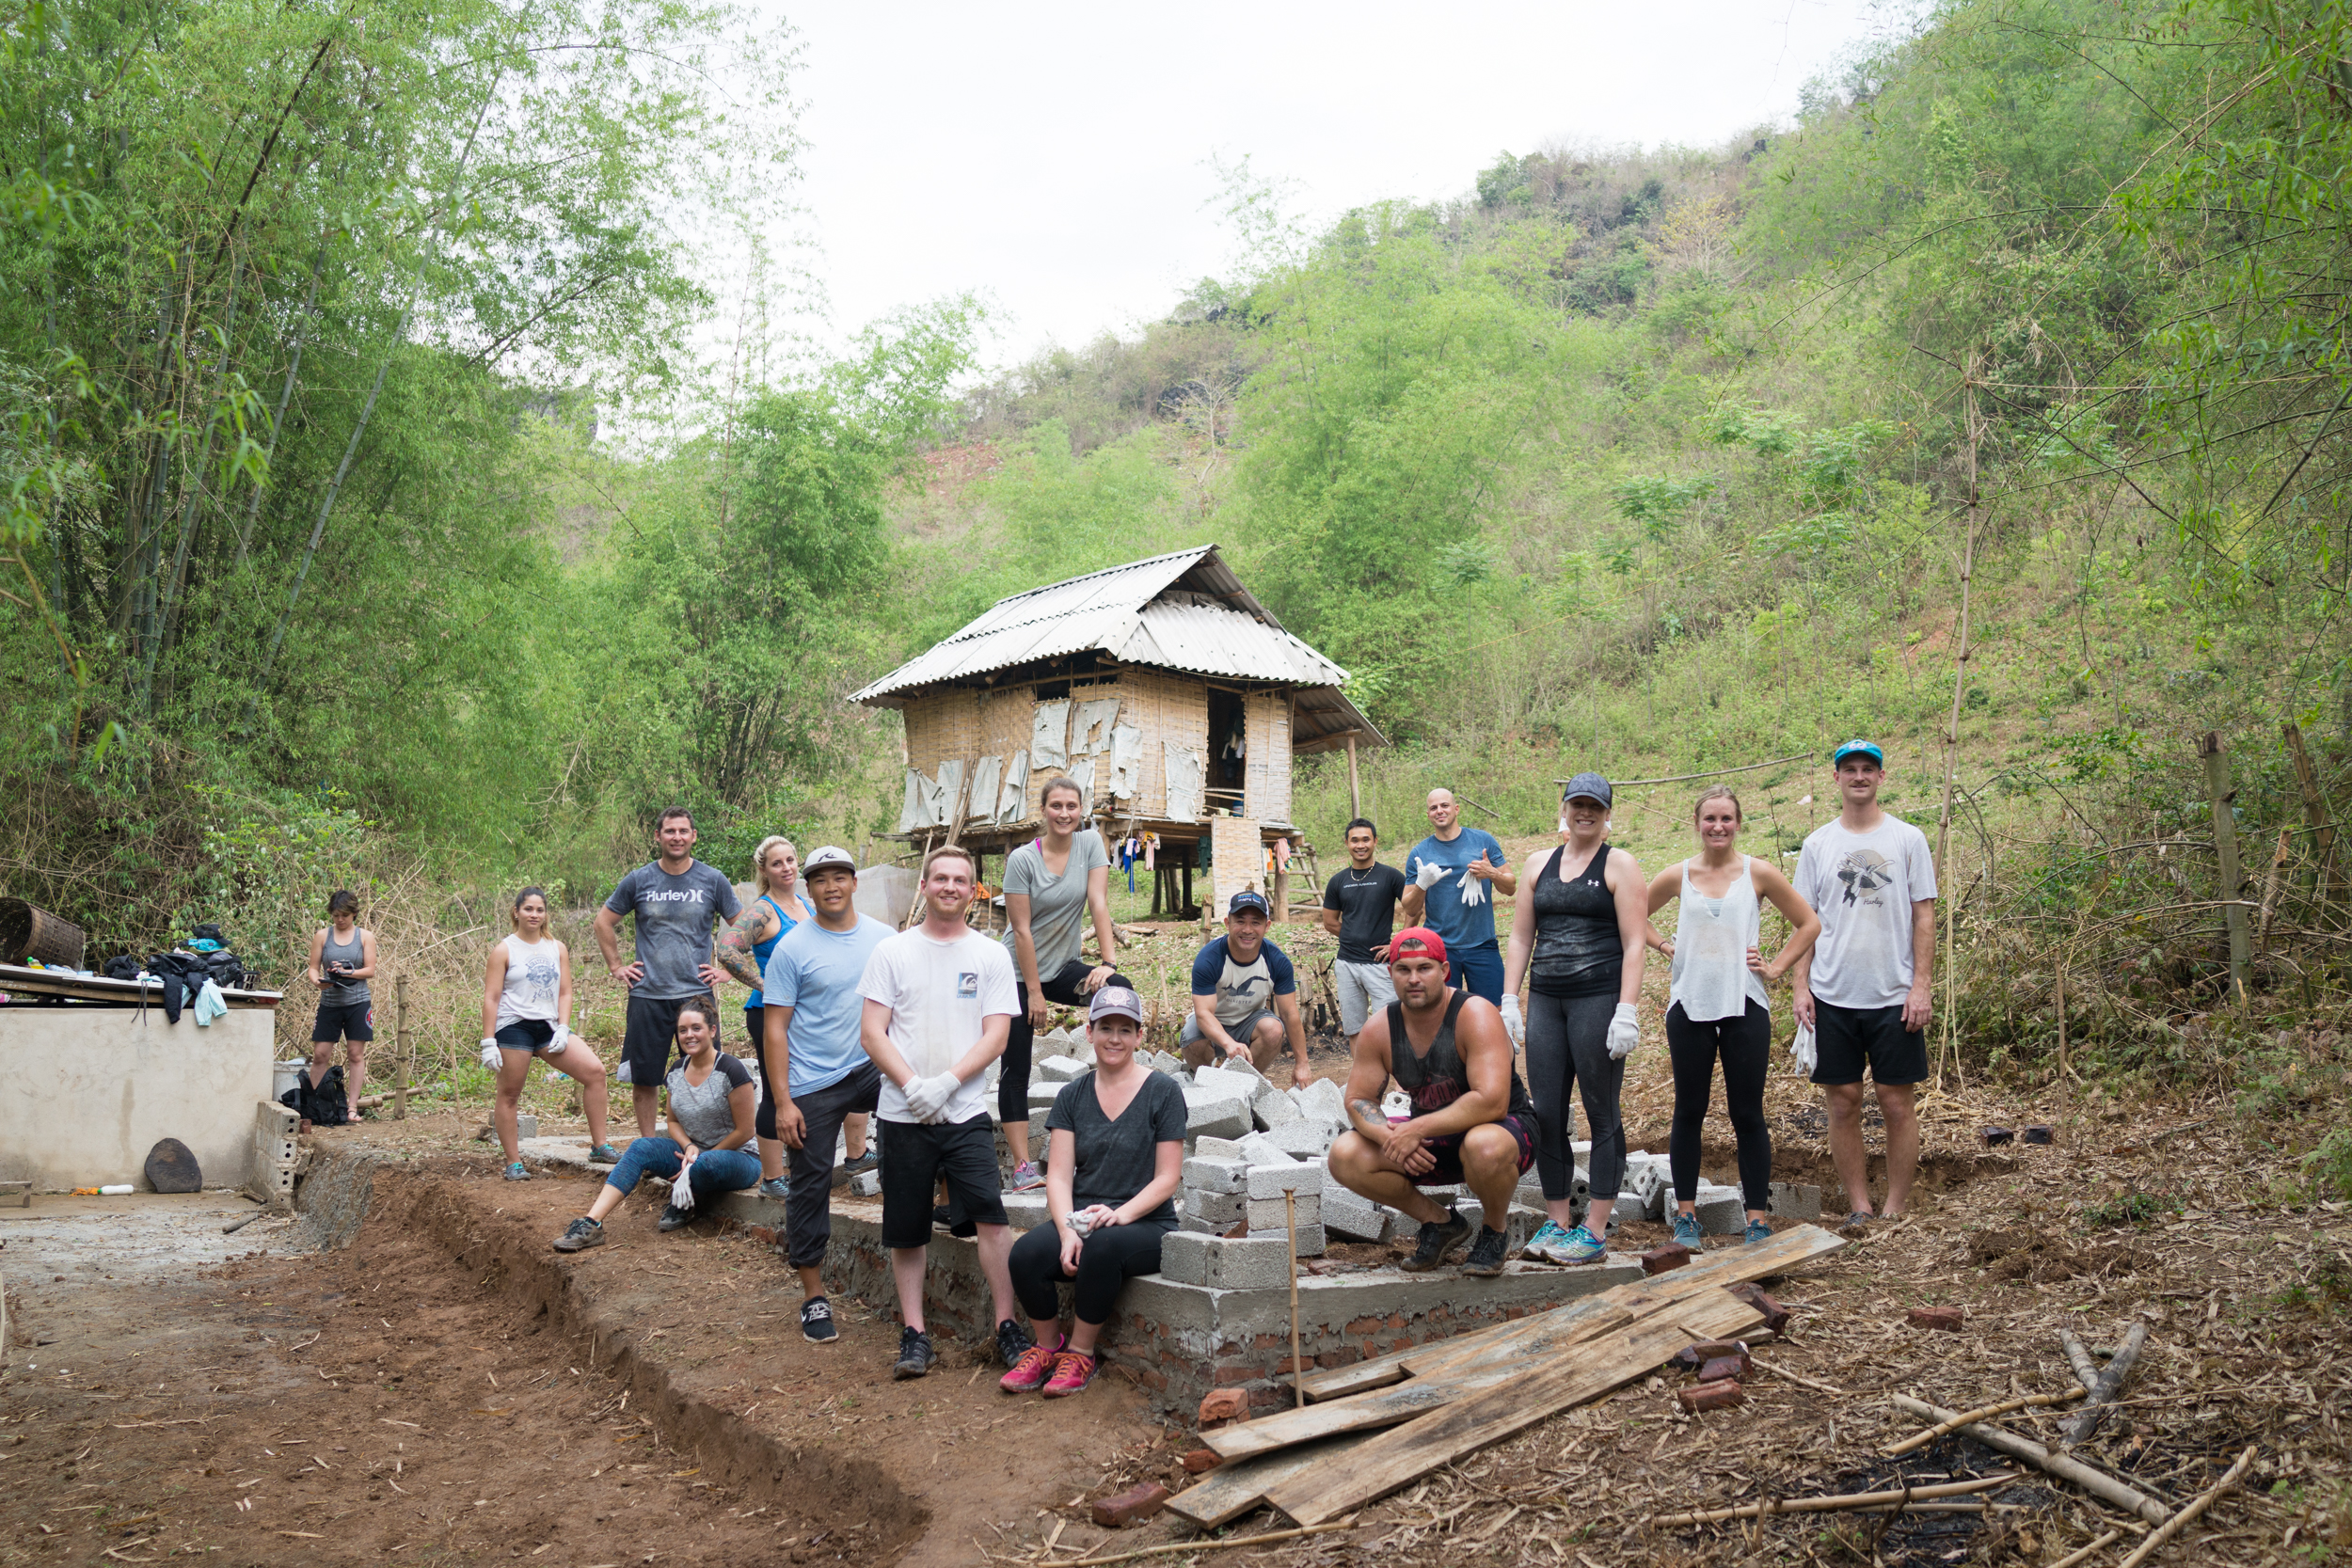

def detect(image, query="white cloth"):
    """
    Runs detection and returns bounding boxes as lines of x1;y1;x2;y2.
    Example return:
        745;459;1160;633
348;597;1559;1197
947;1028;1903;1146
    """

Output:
1606;1002;1640;1060
1790;1022;1818;1075
860;927;1019;1124
1668;859;1773;1022
495;934;564;1028
1499;992;1525;1047
1792;816;1938;1008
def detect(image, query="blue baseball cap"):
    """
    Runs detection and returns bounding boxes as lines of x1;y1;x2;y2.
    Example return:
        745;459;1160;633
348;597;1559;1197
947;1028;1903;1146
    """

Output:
1831;739;1884;767
1560;770;1613;807
1225;889;1270;917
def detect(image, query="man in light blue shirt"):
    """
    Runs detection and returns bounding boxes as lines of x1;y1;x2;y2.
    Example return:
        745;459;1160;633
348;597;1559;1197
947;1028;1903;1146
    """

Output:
761;846;892;1343
1400;788;1516;1003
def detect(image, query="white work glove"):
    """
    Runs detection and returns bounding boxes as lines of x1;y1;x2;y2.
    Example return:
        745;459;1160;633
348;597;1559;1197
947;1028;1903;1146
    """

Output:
548;1023;571;1055
480;1037;501;1069
1412;859;1448;891
902;1071;960;1123
1458;870;1486;908
1790;1023;1818;1076
1606;1003;1640;1060
1499;994;1525;1047
669;1163;697;1212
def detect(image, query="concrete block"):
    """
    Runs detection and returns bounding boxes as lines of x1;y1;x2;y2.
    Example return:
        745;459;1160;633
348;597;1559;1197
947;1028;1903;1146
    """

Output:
1193;1065;1262;1102
1184;1188;1243;1227
1246;1162;1324;1199
1251;1083;1302;1130
1179;1211;1230;1234
1183;1092;1252;1144
1233;1132;1295;1167
1769;1181;1821;1221
1291;1221;1327;1257
1192;1136;1246;1161
1246;1194;1321;1232
999;1192;1050;1230
850;1169;882;1197
1206;1236;1295;1291
1036;1054;1089;1083
1028;1083;1064;1109
1322;1184;1387;1242
1294;1077;1346;1127
1157;1229;1214;1286
1263;1122;1330;1160
1182;1156;1249;1194
1503;1203;1549;1253
1693;1186;1745;1236
1145;1051;1186;1075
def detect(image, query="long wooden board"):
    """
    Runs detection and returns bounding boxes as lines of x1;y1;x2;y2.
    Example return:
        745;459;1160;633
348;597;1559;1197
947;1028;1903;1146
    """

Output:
0;961;282;1008
1165;1433;1374;1528
1296;1224;1841;1402
1265;1300;1766;1526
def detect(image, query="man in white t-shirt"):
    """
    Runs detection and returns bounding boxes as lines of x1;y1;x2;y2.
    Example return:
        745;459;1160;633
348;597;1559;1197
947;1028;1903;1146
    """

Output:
1791;739;1938;1232
859;845;1024;1382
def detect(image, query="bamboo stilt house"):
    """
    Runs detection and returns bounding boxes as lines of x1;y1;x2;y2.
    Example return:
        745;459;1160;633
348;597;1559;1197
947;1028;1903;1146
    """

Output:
849;546;1386;920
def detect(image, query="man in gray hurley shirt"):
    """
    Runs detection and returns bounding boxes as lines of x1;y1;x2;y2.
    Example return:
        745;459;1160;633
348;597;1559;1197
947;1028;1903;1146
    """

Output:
594;806;742;1138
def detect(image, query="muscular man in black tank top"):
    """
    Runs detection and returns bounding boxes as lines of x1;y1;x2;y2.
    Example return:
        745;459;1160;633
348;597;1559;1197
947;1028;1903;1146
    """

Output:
1326;927;1537;1277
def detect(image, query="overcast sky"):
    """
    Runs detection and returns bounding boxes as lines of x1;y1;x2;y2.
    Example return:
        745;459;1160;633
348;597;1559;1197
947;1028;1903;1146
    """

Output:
773;2;1904;367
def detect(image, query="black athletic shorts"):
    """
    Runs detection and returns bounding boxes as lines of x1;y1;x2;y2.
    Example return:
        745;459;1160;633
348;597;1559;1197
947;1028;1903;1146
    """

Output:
1416;1114;1535;1186
623;993;714;1087
879;1114;1007;1248
1811;999;1928;1086
311;1001;374;1043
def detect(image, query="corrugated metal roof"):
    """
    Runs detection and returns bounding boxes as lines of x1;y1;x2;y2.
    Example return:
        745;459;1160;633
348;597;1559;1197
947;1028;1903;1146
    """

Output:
1114;600;1349;686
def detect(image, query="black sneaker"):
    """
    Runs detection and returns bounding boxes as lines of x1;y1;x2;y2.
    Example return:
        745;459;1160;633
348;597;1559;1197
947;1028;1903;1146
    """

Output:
891;1326;937;1380
553;1216;604;1252
800;1296;838;1345
840;1150;879;1179
1400;1208;1473;1273
1460;1226;1510;1277
934;1202;977;1240
995;1317;1033;1370
657;1203;692;1232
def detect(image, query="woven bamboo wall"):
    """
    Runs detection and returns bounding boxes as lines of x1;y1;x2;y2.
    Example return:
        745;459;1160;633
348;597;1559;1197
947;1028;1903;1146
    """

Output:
897;668;1213;829
1243;689;1295;827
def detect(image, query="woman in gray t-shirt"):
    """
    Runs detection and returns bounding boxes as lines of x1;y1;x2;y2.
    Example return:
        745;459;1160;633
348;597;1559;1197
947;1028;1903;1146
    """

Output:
551;998;760;1252
998;776;1122;1192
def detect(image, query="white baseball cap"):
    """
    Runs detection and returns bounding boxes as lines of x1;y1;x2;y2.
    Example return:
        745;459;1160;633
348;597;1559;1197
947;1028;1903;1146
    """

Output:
803;846;857;876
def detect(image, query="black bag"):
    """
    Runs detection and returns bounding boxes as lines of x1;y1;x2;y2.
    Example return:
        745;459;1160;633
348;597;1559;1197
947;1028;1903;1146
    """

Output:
202;950;251;990
103;954;143;982
279;1064;347;1126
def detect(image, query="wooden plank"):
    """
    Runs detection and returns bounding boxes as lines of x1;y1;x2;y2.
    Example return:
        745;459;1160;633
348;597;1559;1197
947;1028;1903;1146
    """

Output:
0;962;283;1008
1209;1365;1520;1460
1265;1306;1765;1526
1166;1433;1372;1529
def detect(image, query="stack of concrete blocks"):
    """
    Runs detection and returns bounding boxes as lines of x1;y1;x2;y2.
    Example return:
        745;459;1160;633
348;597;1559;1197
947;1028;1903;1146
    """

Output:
1155;1227;1295;1291
1181;1067;1255;1148
1246;1161;1325;1256
1180;1153;1249;1235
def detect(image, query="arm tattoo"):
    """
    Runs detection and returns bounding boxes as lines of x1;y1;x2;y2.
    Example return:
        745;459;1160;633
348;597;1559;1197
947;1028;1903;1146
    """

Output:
1349;1099;1385;1129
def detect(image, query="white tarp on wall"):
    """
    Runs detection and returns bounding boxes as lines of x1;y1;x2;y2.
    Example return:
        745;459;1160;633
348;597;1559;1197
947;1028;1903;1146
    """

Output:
1073;698;1121;755
1108;724;1143;799
1163;742;1204;823
968;755;1002;830
996;749;1029;822
897;768;926;832
927;759;964;827
1031;700;1070;770
1067;757;1096;804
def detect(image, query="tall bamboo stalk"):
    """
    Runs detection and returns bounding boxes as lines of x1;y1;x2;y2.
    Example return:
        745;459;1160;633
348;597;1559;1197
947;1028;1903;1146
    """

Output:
1933;352;1986;1088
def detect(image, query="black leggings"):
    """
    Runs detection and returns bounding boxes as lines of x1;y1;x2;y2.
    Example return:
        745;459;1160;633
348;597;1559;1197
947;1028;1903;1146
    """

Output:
1524;990;1625;1200
1009;1218;1172;1327
1666;1000;1773;1212
999;960;1123;1128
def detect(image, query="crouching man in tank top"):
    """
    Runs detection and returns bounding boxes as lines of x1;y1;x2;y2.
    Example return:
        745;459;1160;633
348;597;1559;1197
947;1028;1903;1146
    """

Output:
1325;927;1537;1278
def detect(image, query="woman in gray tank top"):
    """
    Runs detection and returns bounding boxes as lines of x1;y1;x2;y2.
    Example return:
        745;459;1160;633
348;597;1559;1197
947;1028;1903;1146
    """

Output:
308;889;379;1123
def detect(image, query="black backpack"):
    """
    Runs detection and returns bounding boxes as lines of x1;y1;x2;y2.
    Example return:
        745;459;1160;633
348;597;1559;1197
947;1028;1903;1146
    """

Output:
280;1064;347;1126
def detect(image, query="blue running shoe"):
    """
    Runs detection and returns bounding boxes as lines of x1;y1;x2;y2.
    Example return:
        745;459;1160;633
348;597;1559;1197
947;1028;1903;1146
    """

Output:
756;1176;790;1201
1520;1219;1575;1263
1554;1224;1607;1265
1743;1218;1773;1245
1671;1212;1706;1249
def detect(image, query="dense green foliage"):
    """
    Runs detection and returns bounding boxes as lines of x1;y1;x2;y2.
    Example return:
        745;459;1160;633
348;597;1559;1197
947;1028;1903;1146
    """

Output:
8;0;2352;1101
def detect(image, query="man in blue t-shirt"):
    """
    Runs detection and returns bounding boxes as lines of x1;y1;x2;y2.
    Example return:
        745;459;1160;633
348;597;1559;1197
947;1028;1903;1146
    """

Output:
760;846;892;1344
1400;787;1516;1004
1182;891;1311;1087
594;807;743;1137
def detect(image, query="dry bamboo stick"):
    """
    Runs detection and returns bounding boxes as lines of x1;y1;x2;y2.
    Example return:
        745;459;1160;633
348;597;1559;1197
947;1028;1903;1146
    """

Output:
1889;1395;2170;1526
2058;1328;2102;1390
1757;1363;1852;1399
2049;1528;2125;1568
2114;1446;2255;1568
1057;1518;1354;1566
1647;1473;2012;1527
1884;1386;2086;1456
2061;1321;2150;1446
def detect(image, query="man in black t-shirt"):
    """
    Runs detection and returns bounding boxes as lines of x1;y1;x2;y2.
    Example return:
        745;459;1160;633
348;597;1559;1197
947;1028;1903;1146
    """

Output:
1321;817;1408;1047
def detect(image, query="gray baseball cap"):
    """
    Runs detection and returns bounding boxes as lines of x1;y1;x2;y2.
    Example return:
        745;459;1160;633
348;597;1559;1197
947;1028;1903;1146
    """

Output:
802;846;858;877
1089;985;1144;1024
1560;771;1613;807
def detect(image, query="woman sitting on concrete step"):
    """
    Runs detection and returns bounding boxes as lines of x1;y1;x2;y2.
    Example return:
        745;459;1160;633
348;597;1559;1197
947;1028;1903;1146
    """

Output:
552;997;758;1252
999;985;1184;1399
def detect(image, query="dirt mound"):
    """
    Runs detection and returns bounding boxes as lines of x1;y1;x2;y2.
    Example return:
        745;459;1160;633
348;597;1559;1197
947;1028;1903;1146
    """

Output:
1962;1225;2146;1284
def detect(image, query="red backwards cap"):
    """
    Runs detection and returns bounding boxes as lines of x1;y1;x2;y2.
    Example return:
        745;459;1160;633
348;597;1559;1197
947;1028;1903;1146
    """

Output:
1387;927;1448;969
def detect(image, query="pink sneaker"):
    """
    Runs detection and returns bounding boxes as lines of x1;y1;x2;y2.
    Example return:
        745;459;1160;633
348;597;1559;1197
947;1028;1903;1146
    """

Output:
999;1338;1060;1393
1041;1349;1098;1399
1009;1160;1046;1192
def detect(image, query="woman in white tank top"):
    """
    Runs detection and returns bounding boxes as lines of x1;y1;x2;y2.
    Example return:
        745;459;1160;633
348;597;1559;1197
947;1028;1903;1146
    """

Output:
481;888;616;1180
1643;786;1820;1250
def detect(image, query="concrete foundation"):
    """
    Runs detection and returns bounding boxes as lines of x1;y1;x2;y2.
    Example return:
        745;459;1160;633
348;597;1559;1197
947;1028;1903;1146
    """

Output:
0;1005;275;1191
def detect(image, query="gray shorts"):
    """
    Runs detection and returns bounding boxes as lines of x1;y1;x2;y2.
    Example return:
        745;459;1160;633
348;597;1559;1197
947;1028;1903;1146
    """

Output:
1332;960;1396;1036
1181;1007;1276;1048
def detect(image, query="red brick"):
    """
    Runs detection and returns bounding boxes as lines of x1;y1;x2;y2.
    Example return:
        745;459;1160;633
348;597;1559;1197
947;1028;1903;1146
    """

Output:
1672;1338;1748;1370
1724;1283;1791;1334
1182;1449;1222;1474
1345;1316;1382;1337
1385;1313;1408;1331
1092;1482;1171;1529
1641;1242;1692;1275
1698;1353;1752;1384
1678;1379;1746;1413
1197;1388;1248;1430
1908;1306;1965;1332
